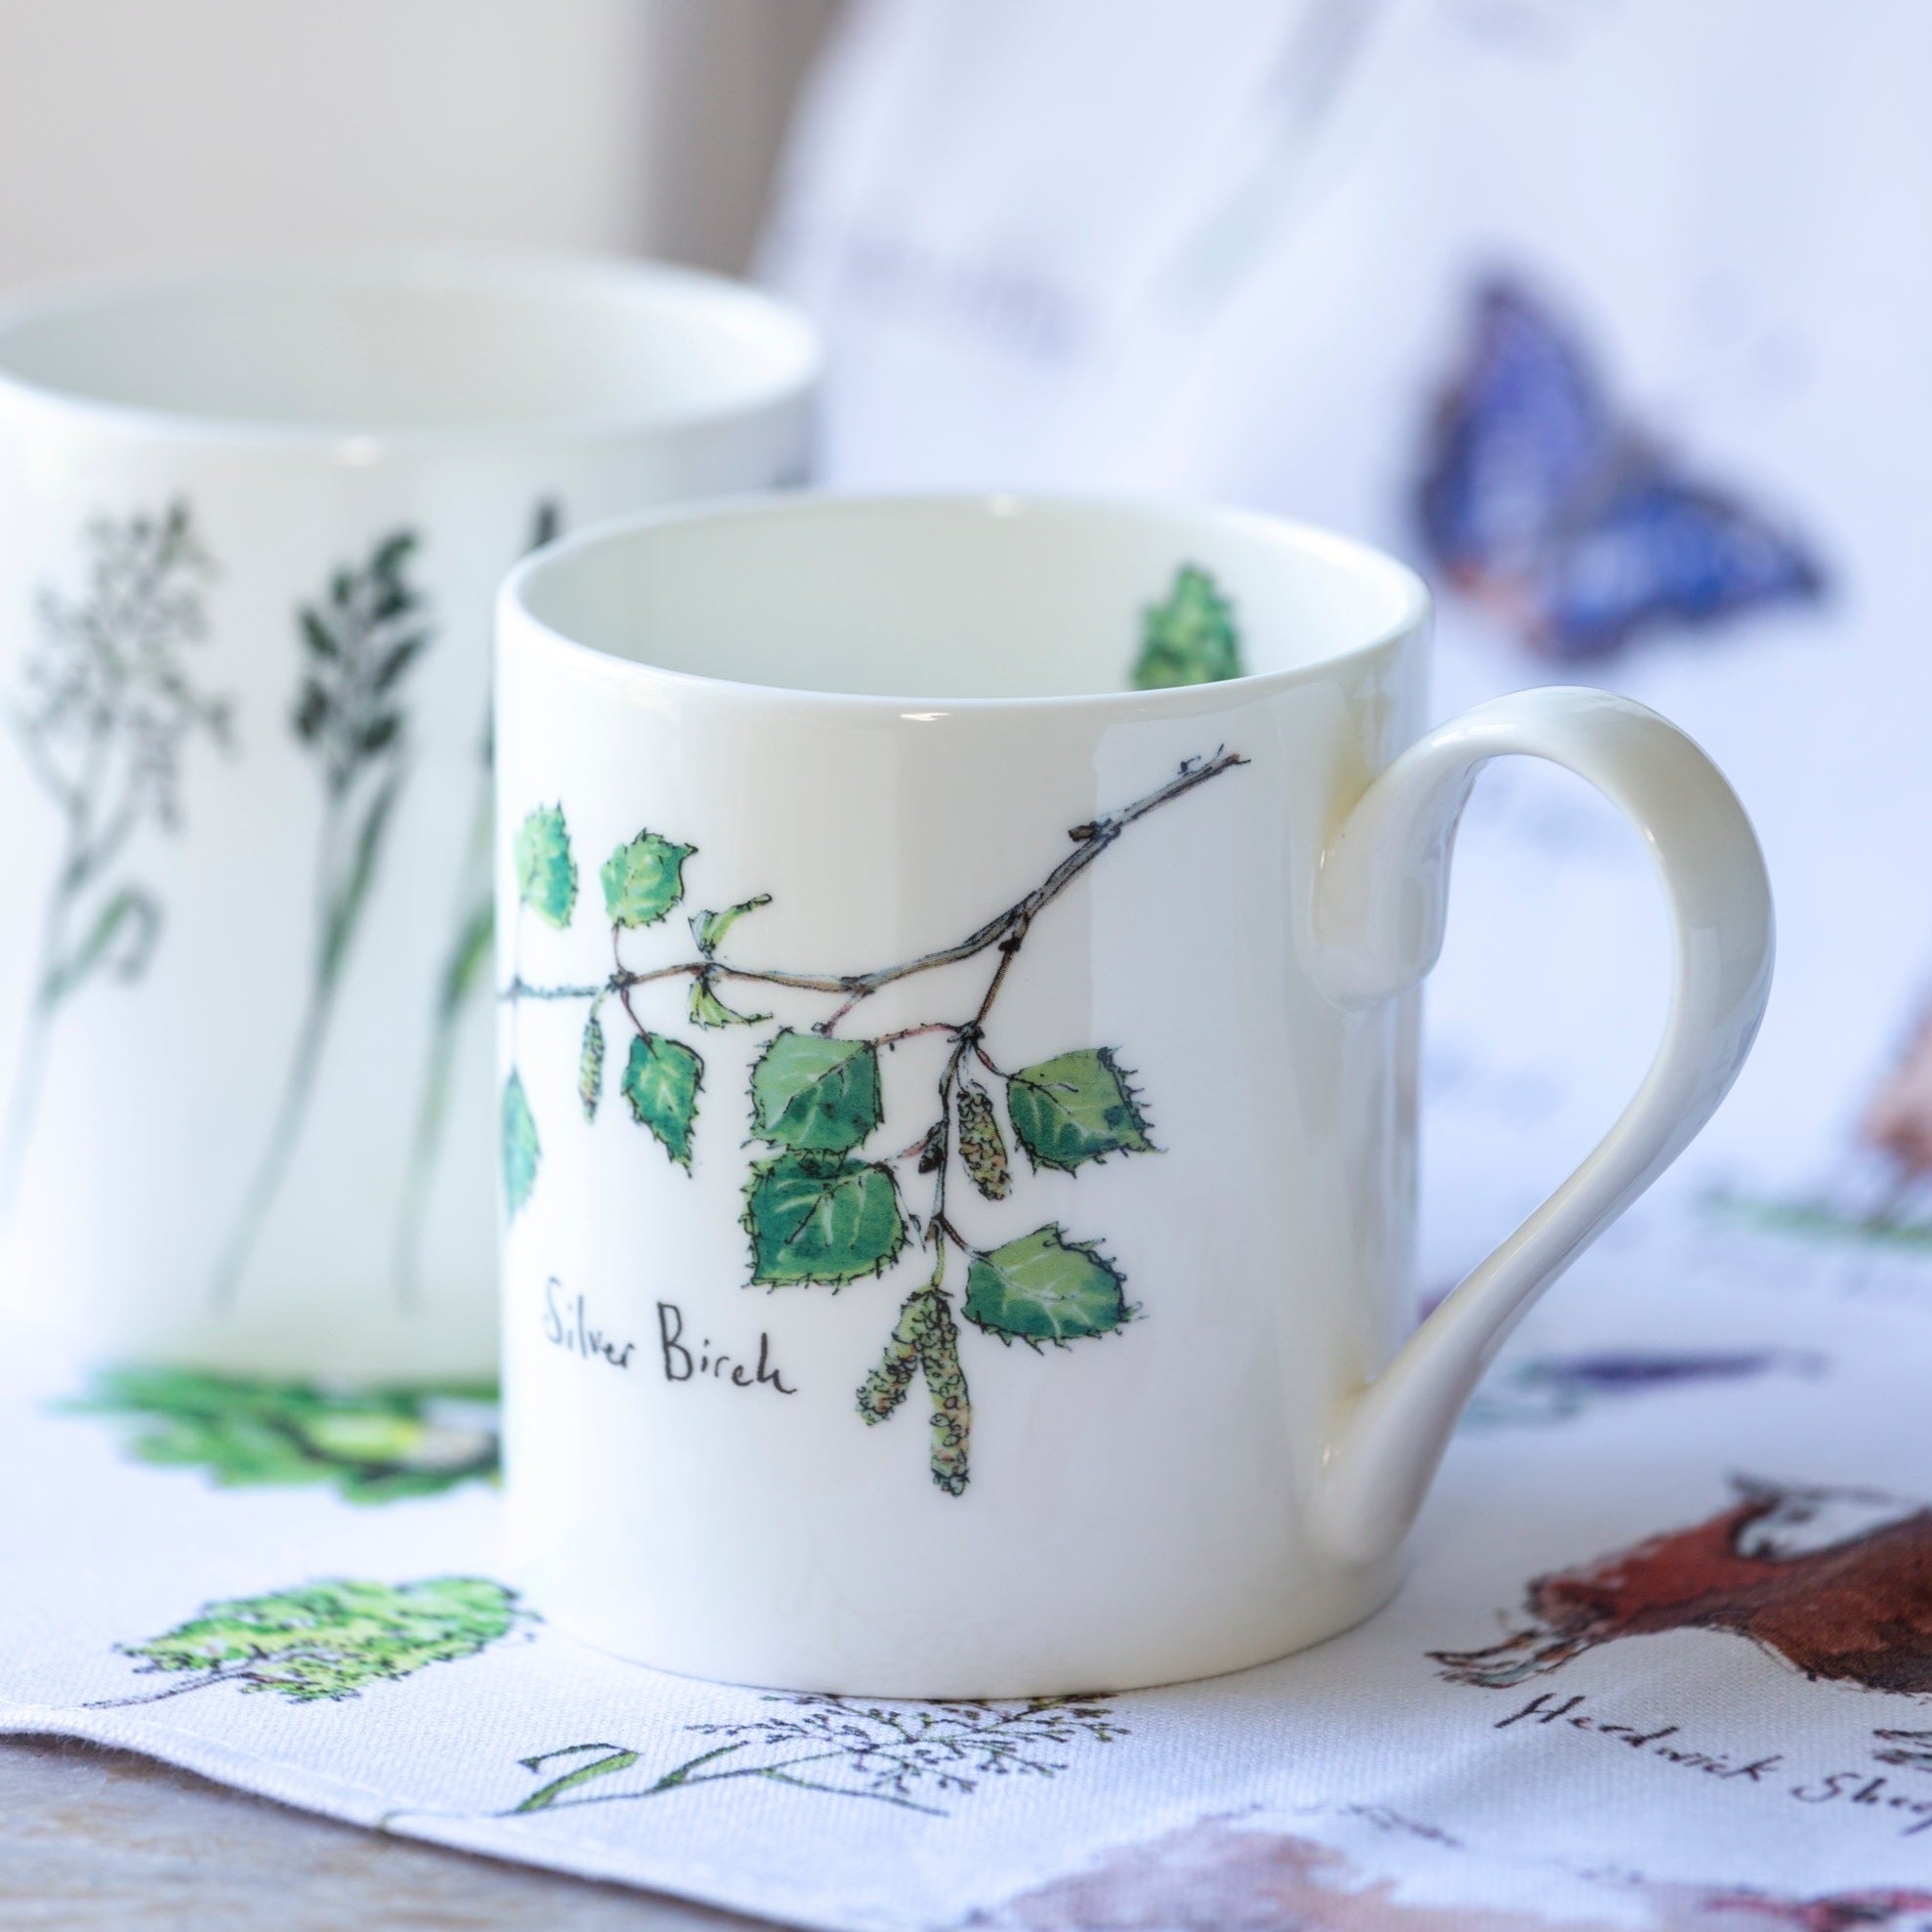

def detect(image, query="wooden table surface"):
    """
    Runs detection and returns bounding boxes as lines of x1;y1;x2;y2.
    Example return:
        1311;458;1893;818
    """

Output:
0;1735;772;1929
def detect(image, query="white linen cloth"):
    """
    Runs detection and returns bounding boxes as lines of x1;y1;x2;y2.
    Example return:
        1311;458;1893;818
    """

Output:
7;1205;1932;1929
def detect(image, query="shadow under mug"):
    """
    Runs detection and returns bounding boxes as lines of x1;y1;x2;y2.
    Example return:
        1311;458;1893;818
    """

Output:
0;247;817;1379
496;492;1773;1696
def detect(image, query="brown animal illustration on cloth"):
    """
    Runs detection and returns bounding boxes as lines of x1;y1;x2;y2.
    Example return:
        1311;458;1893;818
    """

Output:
1432;1478;1932;1694
1866;1001;1932;1178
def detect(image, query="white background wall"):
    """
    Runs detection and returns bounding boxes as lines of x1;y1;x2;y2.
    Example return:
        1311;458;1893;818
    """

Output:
0;0;834;290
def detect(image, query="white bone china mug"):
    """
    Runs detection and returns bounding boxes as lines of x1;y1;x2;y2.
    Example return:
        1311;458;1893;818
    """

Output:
495;493;1773;1695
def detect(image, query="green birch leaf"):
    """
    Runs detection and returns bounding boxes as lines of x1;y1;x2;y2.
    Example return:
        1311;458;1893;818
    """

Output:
1132;565;1243;690
963;1226;1128;1343
600;829;693;928
742;1152;905;1286
688;976;768;1029
514;805;577;929
501;1071;539;1220
578;1012;606;1121
749;1030;882;1153
1006;1048;1155;1172
620;1030;702;1168
691;894;771;955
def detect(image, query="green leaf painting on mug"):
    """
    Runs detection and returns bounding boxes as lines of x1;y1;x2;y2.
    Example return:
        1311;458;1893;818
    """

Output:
750;1032;883;1154
0;502;231;1208
692;894;770;956
963;1226;1130;1346
1006;1049;1155;1173
602;828;694;928
517;804;579;929
215;528;433;1310
502;1070;540;1220
743;1153;907;1287
1131;564;1243;690
620;1030;702;1169
689;975;768;1029
495;570;1247;1492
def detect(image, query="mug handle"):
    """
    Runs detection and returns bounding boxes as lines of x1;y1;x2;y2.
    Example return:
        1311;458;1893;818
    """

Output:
1307;686;1774;1565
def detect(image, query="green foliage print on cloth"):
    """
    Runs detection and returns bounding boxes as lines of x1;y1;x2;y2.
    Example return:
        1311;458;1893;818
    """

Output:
69;1365;498;1502
88;1576;524;1706
504;1693;1126;1819
501;743;1246;1492
0;502;231;1205
214;529;434;1309
1131;564;1243;690
393;500;562;1303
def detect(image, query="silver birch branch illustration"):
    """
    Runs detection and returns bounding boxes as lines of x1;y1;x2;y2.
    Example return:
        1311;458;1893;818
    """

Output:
393;499;562;1305
502;749;1246;1493
1;502;229;1204
214;532;433;1308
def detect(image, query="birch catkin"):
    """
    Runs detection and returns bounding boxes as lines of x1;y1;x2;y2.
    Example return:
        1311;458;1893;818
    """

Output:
915;1290;972;1495
955;1081;1011;1199
857;1293;924;1423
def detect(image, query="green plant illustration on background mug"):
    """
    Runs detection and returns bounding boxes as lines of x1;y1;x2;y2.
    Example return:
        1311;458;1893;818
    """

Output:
496;494;1773;1699
0;249;818;1378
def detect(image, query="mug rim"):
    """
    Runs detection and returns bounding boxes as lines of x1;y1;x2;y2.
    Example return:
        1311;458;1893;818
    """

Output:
500;489;1434;715
0;243;821;455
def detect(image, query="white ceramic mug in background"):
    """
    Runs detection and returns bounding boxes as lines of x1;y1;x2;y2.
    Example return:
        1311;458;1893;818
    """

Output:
496;494;1772;1696
0;249;817;1378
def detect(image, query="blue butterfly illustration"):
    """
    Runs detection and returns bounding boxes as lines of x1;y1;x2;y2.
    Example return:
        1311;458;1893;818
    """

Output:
1416;277;1827;659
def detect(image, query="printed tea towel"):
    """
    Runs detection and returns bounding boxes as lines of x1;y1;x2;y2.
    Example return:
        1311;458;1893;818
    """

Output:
8;1207;1932;1928
10;1;1932;1927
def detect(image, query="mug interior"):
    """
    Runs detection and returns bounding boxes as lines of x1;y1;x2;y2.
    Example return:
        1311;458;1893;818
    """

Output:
514;494;1429;702
0;250;818;438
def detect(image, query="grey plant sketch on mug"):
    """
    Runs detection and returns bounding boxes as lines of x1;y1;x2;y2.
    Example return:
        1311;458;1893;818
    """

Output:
1;501;231;1204
392;498;563;1306
214;531;433;1308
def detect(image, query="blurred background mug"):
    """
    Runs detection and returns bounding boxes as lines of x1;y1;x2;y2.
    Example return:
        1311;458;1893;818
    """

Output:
495;495;1774;1695
0;247;818;1378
